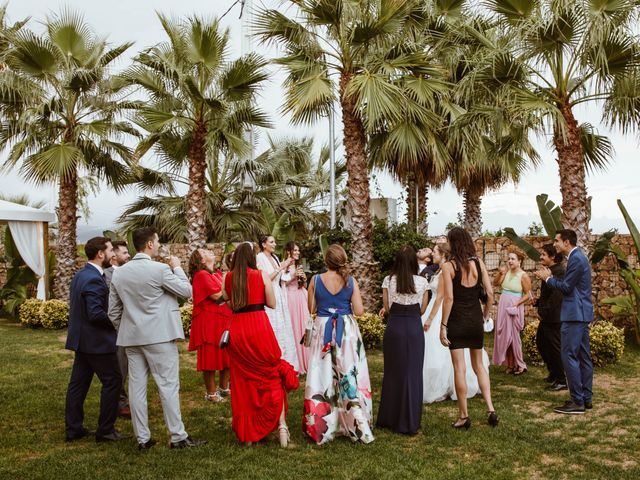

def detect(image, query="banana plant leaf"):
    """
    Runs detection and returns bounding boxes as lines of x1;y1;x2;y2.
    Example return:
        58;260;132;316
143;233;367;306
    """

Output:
601;295;636;316
590;230;629;268
536;194;563;238
618;199;640;257
503;228;540;261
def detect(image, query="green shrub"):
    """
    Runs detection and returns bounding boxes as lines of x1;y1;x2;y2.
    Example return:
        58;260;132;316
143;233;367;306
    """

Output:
522;319;624;368
521;320;543;365
590;321;625;367
355;312;385;350
181;304;193;337
40;300;69;329
19;299;43;328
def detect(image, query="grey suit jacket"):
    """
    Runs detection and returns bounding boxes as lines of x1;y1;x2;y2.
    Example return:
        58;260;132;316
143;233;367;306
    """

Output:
103;266;114;288
108;253;192;347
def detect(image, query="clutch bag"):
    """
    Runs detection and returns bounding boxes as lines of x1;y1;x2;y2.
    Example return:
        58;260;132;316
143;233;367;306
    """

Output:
219;330;230;349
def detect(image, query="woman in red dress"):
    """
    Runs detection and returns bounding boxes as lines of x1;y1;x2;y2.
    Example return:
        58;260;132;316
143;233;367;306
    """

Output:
222;242;299;447
188;248;231;402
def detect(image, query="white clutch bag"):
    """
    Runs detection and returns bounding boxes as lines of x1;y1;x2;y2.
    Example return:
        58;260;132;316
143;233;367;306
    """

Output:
483;318;494;333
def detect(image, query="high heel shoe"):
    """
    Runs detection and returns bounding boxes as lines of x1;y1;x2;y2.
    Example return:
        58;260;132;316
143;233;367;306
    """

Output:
487;411;499;427
451;417;471;430
278;424;290;448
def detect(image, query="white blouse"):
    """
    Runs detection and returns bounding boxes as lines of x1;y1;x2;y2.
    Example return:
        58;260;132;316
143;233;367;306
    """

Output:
382;275;428;306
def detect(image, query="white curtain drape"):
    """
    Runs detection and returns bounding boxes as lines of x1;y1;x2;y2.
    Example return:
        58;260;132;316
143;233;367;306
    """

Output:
8;221;46;300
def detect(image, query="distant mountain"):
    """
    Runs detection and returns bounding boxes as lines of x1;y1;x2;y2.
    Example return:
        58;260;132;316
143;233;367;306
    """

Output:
77;224;117;243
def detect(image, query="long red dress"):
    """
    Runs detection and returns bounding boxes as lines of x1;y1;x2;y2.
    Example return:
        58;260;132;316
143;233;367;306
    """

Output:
224;268;299;442
189;270;231;371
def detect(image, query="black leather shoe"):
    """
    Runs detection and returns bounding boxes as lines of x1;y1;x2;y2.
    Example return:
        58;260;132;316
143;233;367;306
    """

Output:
585;401;593;410
138;439;157;450
65;428;91;442
546;382;568;392
553;400;585;415
96;431;132;442
169;436;207;449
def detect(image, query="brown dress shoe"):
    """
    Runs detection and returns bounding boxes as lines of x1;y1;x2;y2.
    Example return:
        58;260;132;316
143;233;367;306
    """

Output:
118;406;131;418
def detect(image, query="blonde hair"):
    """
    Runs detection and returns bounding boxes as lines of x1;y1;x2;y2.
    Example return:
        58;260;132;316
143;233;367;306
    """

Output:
325;244;349;285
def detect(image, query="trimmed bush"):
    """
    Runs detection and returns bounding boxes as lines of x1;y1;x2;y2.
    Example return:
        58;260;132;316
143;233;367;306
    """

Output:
180;304;193;337
355;313;385;350
40;300;69;329
19;299;43;328
522;320;543;366
590;321;625;367
522;319;625;368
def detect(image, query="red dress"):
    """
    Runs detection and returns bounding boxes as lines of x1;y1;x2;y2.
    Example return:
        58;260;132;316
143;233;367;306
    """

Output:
225;268;299;442
189;270;231;371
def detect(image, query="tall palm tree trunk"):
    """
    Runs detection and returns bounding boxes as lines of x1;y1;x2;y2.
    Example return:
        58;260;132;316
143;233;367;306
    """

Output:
417;182;428;235
462;189;482;238
406;179;416;225
339;73;378;311
554;104;590;248
53;173;78;300
186;121;208;253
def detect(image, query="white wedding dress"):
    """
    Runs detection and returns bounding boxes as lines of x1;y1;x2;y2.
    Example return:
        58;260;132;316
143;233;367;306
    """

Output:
256;252;300;371
422;272;490;403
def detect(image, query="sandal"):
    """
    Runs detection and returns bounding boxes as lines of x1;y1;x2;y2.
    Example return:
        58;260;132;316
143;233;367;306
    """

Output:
278;424;290;448
487;411;499;427
505;367;515;375
451;417;471;430
513;368;527;376
204;392;225;403
217;387;231;398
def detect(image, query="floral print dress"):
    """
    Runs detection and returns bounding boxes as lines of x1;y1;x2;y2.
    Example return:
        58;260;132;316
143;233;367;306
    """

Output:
302;275;374;445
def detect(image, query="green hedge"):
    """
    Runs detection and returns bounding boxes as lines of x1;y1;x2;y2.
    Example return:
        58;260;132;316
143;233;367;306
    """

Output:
19;299;69;329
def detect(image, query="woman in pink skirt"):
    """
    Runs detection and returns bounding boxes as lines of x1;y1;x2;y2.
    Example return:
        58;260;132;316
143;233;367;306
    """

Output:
283;241;310;374
492;249;532;375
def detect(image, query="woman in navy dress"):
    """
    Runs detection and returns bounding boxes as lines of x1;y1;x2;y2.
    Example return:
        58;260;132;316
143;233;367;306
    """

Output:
377;246;430;435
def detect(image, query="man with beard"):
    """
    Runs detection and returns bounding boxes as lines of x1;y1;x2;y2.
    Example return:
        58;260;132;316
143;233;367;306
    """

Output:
64;237;129;442
103;240;132;418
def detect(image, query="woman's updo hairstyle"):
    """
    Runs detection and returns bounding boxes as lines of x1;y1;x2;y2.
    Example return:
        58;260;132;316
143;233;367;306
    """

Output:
324;244;349;285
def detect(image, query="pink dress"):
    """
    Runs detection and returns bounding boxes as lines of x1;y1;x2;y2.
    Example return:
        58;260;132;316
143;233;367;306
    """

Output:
492;271;527;370
284;267;310;374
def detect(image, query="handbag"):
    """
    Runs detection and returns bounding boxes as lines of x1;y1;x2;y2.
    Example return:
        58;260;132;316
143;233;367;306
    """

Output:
483;318;494;333
219;329;230;349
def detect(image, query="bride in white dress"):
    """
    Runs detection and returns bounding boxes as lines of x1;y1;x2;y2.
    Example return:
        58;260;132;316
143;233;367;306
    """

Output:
256;235;300;371
422;243;489;403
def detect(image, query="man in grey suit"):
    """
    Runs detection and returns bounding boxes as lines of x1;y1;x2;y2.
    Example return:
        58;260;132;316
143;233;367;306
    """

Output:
103;240;131;418
108;227;206;450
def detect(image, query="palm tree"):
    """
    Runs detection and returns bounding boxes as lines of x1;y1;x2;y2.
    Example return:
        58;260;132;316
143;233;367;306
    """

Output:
0;9;138;300
255;0;447;309
123;14;270;253
482;0;640;246
119;137;343;244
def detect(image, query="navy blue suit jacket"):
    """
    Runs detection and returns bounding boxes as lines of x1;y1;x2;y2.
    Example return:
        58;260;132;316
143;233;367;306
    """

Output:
546;248;593;323
65;264;117;354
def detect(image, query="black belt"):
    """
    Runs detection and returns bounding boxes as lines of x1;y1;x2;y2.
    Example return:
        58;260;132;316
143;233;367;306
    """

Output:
233;303;265;313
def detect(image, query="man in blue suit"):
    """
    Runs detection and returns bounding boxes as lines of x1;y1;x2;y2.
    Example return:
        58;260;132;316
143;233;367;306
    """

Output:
536;229;594;414
65;237;129;442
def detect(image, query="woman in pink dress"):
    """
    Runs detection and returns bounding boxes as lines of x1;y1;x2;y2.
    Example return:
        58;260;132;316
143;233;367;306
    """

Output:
492;249;532;375
283;242;311;374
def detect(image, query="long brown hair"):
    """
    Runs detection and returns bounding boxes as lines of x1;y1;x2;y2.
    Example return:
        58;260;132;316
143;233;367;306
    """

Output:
447;227;477;275
325;244;349;286
390;245;417;294
188;249;212;281
230;242;257;311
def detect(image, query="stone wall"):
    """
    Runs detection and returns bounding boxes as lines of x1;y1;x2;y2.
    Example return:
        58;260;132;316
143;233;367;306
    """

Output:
474;235;638;327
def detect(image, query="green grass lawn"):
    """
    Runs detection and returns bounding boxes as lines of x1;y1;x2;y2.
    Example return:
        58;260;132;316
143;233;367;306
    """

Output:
1;318;639;480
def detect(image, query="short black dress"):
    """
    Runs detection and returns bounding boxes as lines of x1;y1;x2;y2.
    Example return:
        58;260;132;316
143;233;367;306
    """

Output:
447;258;484;350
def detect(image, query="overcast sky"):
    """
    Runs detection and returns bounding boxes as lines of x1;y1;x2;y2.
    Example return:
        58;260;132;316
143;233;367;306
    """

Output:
2;0;639;239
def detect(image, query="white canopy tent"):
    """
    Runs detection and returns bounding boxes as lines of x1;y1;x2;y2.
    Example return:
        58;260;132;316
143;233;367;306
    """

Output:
0;199;56;300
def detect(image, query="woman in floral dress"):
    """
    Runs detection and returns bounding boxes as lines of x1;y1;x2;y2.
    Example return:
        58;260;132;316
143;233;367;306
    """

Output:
303;244;374;445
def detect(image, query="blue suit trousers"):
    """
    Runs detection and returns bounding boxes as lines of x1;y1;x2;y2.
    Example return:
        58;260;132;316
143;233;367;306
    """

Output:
560;322;593;405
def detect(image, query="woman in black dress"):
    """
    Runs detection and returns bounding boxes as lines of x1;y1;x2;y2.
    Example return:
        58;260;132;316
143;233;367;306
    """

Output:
439;228;498;429
377;246;430;435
